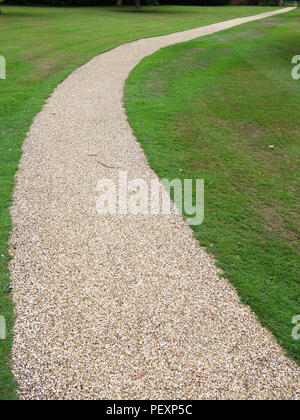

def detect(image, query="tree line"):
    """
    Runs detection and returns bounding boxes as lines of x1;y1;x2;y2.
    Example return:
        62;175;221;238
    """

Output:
1;0;285;12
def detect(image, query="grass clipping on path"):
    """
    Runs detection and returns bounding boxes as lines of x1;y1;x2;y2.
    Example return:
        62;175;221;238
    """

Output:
125;10;300;365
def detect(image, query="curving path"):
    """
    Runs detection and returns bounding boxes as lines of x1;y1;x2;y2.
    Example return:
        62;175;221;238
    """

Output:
10;8;300;400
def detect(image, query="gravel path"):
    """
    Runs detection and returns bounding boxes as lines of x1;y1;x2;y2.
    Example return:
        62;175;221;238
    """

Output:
10;8;299;400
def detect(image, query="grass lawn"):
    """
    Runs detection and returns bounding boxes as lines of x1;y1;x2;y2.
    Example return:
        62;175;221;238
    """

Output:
0;4;287;400
125;9;300;367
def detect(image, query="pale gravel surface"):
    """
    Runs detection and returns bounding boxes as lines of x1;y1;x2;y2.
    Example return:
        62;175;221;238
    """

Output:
10;7;300;400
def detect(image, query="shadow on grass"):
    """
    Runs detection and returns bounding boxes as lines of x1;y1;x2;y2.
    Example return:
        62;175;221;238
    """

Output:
0;5;188;17
109;6;198;15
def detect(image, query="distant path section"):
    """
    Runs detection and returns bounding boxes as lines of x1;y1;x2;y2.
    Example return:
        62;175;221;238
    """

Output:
10;8;299;400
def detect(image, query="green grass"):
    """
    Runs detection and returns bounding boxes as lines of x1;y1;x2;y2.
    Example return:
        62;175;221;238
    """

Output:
125;9;300;366
0;4;281;401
